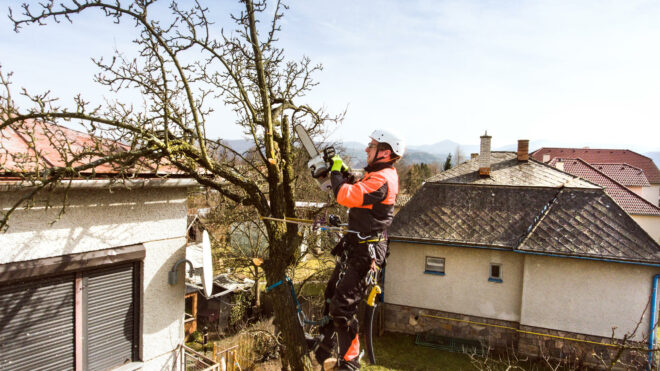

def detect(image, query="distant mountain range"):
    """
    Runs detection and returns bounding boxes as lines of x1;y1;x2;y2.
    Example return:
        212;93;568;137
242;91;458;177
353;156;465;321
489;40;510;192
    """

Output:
217;139;660;169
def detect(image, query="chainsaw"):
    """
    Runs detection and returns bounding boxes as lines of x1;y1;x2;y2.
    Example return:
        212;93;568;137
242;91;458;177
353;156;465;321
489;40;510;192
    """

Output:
294;124;343;191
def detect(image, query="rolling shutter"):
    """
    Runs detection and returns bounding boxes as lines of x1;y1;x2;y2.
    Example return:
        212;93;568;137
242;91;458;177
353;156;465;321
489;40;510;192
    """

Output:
86;263;137;371
0;275;75;371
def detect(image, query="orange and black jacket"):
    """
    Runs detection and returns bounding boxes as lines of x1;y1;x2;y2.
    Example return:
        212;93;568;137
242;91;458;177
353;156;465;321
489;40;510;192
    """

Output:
330;162;399;236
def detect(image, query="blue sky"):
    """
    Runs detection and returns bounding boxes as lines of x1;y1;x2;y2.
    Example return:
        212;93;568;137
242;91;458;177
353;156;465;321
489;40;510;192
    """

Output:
1;1;659;151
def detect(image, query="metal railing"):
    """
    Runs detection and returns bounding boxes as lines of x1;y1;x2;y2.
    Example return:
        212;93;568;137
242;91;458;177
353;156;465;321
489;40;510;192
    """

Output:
182;345;220;371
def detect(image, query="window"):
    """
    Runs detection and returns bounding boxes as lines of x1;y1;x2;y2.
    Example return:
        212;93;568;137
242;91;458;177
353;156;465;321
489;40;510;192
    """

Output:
424;256;445;275
489;263;503;283
0;262;140;370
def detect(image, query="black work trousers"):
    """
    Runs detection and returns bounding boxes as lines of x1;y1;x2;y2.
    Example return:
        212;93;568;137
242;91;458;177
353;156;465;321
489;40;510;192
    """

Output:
315;237;387;369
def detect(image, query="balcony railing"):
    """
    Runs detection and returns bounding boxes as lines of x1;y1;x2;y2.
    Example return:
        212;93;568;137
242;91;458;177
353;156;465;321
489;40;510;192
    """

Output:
181;345;219;371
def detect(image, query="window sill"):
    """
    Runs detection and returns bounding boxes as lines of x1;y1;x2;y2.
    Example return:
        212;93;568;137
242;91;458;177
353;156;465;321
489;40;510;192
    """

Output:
488;278;503;283
424;270;445;276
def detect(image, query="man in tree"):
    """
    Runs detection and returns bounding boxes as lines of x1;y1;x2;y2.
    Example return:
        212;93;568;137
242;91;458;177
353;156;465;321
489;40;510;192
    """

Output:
315;129;405;370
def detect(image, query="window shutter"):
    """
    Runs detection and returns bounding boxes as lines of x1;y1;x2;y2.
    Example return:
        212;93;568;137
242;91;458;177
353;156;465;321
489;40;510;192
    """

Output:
0;276;75;371
85;263;138;371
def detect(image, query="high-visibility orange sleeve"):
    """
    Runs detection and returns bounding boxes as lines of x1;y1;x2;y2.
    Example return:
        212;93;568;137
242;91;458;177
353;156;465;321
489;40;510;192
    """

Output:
336;171;388;208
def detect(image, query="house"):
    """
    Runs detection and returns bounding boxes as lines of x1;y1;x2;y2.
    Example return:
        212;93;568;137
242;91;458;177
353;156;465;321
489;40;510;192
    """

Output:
0;121;212;370
384;135;660;367
548;158;660;242
532;147;660;207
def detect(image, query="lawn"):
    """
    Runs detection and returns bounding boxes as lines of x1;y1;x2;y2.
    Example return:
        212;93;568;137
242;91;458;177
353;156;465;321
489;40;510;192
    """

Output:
361;332;477;371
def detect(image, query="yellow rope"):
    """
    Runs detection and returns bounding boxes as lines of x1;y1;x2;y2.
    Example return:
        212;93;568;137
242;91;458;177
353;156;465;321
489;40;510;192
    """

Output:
420;313;619;348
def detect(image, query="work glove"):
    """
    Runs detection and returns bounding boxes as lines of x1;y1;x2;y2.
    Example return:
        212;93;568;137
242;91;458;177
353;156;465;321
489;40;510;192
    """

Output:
330;155;348;173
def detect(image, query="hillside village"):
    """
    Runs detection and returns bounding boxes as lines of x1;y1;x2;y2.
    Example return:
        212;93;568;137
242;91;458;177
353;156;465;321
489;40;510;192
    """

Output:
2;120;660;370
2;1;660;371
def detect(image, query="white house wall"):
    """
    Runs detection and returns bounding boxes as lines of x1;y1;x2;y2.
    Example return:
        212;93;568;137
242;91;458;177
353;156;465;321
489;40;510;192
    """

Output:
0;186;190;370
141;237;187;370
632;214;660;243
385;242;524;322
0;187;187;263
520;254;659;341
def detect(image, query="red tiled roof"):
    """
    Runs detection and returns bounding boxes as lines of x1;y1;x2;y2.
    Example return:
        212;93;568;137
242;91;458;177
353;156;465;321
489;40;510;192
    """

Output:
589;163;650;187
1;120;180;179
531;147;660;184
548;158;660;216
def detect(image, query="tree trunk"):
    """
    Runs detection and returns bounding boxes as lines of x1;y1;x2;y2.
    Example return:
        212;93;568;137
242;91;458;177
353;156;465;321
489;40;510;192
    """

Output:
265;242;312;370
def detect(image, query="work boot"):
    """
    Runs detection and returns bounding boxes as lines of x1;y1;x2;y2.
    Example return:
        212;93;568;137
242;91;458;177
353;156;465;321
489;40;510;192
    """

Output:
337;358;360;371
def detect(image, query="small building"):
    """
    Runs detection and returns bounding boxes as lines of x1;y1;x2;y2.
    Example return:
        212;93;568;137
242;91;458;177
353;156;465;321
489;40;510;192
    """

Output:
385;136;660;368
0;121;207;370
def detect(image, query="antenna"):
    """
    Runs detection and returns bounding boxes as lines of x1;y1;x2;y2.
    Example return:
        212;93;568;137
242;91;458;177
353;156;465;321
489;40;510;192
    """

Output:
168;230;214;297
200;230;214;297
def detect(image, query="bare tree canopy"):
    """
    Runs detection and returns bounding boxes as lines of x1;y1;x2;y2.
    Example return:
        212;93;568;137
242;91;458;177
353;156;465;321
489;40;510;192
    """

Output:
1;1;341;368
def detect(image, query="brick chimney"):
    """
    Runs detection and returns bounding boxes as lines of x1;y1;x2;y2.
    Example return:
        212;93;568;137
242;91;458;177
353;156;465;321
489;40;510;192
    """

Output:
479;131;492;176
517;139;529;162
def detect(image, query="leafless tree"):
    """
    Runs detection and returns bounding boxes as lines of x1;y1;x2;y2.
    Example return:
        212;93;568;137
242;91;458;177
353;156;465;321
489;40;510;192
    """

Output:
1;1;342;368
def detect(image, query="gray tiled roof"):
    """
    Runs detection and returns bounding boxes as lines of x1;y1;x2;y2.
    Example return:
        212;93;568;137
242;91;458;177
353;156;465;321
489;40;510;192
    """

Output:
520;188;660;262
427;152;598;189
391;183;660;264
390;183;558;248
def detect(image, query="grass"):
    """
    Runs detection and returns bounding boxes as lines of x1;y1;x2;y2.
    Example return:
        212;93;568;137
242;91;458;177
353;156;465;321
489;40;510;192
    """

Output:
361;332;477;371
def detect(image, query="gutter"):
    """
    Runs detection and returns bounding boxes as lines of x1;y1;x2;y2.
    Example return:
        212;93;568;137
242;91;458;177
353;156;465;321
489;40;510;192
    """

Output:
649;274;660;369
390;238;660;268
0;178;199;191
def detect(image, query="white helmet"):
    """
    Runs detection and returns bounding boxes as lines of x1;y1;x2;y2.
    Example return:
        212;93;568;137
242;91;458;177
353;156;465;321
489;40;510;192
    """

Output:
370;129;406;157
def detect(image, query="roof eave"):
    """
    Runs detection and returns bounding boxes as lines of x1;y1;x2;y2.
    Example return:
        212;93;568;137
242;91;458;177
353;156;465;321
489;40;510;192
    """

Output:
0;177;199;191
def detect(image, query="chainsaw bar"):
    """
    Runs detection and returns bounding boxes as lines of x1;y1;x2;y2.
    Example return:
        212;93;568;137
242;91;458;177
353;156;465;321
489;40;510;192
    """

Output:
294;124;320;158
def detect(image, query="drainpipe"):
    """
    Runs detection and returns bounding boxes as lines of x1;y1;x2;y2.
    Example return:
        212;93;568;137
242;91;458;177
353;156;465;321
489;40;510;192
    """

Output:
649;274;660;369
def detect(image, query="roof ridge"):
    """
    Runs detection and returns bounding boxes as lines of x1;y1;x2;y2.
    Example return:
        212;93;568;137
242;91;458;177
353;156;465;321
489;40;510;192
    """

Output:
517;187;565;249
589;162;645;173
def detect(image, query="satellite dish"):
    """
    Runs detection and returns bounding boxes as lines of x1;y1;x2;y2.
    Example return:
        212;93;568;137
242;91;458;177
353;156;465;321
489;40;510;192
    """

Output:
201;230;214;297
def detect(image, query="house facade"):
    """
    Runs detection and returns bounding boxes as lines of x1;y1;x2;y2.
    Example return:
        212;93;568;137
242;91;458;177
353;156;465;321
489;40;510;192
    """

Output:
384;139;660;368
0;122;202;370
532;147;660;207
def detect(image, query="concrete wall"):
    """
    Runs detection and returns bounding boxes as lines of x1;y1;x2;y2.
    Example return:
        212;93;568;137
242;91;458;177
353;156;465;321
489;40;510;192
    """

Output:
385;242;524;322
632;214;660;243
0;186;190;370
519;254;659;340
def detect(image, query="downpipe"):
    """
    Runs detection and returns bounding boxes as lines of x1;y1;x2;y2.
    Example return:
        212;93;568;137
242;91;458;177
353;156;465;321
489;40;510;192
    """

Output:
649;274;660;370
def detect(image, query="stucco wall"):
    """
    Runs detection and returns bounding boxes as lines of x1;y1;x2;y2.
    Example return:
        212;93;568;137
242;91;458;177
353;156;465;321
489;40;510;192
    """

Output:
520;254;659;340
0;187;188;263
142;237;187;370
385;241;524;322
0;186;190;369
632;214;660;243
641;185;660;207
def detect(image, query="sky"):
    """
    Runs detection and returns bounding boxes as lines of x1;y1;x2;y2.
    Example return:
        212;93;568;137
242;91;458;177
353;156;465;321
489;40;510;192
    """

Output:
1;0;659;152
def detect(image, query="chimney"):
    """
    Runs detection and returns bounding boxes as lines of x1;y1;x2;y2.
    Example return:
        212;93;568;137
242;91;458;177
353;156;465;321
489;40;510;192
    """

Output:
517;139;529;162
470;153;478;159
479;131;492;176
555;160;564;171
